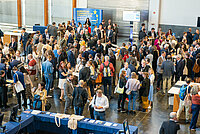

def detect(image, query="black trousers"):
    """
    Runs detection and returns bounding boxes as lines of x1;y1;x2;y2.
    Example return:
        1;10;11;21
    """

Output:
16;90;27;109
0;87;8;107
118;93;126;110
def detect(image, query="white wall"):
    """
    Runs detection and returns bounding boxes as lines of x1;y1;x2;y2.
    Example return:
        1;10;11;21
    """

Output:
77;0;87;8
159;0;200;27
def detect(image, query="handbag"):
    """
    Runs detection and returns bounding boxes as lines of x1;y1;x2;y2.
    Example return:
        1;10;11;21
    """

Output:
184;86;192;107
45;100;51;111
193;60;200;73
183;59;188;75
14;73;25;93
55;114;70;127
114;81;124;94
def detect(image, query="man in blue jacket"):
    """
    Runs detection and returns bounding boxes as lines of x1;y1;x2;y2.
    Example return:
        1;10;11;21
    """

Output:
13;67;27;110
42;55;54;97
193;29;199;41
67;46;75;68
20;28;29;55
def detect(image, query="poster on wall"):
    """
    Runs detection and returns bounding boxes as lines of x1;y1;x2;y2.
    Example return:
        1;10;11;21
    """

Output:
73;8;103;31
123;11;140;22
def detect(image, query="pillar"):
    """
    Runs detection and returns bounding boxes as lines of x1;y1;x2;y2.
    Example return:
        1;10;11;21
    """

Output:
17;0;22;28
72;0;76;19
44;0;48;26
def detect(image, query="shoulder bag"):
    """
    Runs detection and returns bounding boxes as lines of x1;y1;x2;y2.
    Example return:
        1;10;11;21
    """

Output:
14;73;25;93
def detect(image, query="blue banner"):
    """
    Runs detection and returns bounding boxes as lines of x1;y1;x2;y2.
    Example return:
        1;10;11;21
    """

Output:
73;8;103;32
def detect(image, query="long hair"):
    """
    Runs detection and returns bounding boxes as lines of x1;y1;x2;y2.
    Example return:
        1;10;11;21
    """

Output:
120;70;126;79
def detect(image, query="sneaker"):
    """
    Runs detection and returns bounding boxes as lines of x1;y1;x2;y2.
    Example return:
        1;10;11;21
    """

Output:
148;106;151;109
121;109;126;113
47;95;52;98
186;120;190;124
125;98;129;102
117;108;121;112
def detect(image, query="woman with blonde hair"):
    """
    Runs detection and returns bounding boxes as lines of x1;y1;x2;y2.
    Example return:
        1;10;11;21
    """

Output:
148;68;155;109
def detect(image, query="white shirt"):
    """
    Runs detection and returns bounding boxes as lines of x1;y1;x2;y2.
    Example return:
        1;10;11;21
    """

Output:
91;94;109;112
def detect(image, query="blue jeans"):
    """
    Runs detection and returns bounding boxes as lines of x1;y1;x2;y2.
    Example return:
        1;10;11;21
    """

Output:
102;77;112;96
44;75;53;95
128;91;138;111
94;111;106;121
74;106;84;116
190;104;200;129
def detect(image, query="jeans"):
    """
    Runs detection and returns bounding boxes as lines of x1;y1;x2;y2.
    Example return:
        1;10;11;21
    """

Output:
74;106;84;116
162;76;172;94
94;111;106;121
44;75;53;95
177;99;190;120
190;104;200;129
157;73;162;88
103;77;112;97
64;96;72;113
128;91;138;111
16;90;27;109
118;93;126;110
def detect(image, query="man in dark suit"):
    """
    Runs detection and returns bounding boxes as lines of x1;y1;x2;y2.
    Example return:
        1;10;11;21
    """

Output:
148;28;157;39
139;28;147;40
64;74;74;114
193;29;199;41
187;28;193;45
79;60;90;82
67;32;74;44
42;29;50;44
67;46;76;68
76;30;86;42
9;56;21;70
9;37;18;52
20;28;29;55
48;22;57;38
160;112;180;134
106;25;113;42
175;54;184;82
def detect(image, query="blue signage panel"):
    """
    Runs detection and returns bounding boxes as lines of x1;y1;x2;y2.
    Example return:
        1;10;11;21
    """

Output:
73;8;103;31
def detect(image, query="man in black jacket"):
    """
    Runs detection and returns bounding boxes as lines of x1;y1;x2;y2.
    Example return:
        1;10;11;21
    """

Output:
187;28;193;45
160;112;180;134
148;28;157;39
72;80;88;115
175;54;184;82
79;59;90;82
9;37;18;52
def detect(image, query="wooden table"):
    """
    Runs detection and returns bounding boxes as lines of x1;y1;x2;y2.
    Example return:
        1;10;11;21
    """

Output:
168;81;200;112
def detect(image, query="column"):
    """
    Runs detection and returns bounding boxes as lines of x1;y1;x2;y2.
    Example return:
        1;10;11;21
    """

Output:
17;0;22;28
148;0;161;31
72;0;76;19
44;0;48;26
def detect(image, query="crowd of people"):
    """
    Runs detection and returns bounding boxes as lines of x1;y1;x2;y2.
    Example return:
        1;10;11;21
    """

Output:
0;19;200;133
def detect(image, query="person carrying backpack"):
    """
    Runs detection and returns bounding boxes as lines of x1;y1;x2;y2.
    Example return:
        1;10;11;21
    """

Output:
100;56;115;99
72;80;88;115
177;78;191;123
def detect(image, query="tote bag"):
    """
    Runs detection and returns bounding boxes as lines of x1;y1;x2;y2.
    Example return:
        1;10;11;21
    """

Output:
114;81;124;94
14;73;25;93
